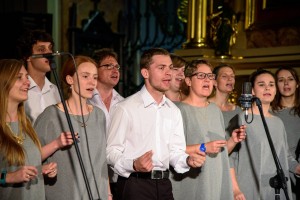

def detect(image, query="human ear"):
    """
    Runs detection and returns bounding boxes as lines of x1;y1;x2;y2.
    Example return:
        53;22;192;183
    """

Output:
141;68;149;79
66;75;74;85
185;77;191;87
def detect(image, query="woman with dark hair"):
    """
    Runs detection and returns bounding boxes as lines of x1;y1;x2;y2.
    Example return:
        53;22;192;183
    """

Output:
0;59;58;200
34;56;111;200
209;64;242;131
230;68;300;200
209;64;245;199
271;66;300;200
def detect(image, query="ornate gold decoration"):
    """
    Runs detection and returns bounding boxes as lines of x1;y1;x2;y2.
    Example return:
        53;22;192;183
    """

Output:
183;0;210;48
177;0;189;23
245;0;256;29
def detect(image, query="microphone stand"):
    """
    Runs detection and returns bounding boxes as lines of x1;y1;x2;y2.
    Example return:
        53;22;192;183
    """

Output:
49;58;95;200
253;97;290;200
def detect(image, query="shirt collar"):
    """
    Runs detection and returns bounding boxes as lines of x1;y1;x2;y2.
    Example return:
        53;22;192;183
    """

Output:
28;76;55;91
140;85;170;108
92;88;123;101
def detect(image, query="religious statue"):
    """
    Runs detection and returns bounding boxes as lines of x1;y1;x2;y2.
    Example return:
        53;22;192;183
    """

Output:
208;2;238;57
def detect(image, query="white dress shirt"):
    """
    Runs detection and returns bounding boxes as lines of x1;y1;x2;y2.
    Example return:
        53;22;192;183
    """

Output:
106;85;190;178
25;76;60;124
89;88;124;132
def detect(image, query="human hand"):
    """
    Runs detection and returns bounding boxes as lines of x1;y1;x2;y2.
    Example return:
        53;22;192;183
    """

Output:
42;162;57;178
56;132;79;149
5;166;38;183
187;145;206;168
230;125;247;143
205;140;227;154
133;150;154;172
234;190;246;200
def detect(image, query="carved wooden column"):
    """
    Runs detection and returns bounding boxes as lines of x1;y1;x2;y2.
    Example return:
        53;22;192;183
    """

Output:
183;0;209;48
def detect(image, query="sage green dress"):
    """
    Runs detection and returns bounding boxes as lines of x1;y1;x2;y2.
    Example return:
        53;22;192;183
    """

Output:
229;112;296;200
34;105;109;200
0;122;45;200
171;102;233;200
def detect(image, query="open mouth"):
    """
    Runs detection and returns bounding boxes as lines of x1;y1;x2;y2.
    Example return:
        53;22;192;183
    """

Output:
175;77;183;82
202;84;210;89
283;87;291;91
263;93;272;97
86;88;94;92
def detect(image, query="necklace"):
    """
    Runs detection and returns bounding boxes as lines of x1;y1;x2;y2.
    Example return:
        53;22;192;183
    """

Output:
66;100;91;127
6;122;25;144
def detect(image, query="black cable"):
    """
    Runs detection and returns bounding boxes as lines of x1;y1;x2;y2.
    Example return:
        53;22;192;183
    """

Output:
49;56;95;200
70;54;102;200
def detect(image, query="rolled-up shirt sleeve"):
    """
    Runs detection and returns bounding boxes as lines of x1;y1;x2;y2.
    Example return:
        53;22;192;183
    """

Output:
169;108;190;173
106;105;134;178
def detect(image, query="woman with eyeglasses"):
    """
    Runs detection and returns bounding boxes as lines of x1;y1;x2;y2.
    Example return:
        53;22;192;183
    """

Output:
34;56;111;200
170;59;246;200
271;66;300;200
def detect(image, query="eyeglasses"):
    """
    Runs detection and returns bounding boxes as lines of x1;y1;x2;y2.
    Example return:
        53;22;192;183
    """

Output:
191;72;216;80
98;63;120;70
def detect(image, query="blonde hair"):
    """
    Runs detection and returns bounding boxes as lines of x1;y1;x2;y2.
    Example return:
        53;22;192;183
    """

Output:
0;59;41;166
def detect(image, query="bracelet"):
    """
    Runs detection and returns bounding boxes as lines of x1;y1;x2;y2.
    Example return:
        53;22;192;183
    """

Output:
200;143;206;153
108;193;113;197
0;169;7;185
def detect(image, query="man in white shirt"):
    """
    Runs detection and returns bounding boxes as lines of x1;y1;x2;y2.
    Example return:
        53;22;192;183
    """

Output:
106;48;206;200
17;30;60;123
89;48;124;197
89;48;124;131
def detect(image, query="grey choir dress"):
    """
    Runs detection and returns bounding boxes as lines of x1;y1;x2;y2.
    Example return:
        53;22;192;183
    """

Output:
223;106;243;168
34;105;109;200
171;102;233;200
222;105;242;134
272;108;300;200
229;112;297;200
0;122;45;200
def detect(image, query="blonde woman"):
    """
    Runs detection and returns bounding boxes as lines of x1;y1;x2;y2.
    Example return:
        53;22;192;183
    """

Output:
0;59;59;200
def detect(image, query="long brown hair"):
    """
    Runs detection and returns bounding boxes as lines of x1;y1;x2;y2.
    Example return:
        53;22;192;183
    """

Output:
0;59;41;166
272;66;300;117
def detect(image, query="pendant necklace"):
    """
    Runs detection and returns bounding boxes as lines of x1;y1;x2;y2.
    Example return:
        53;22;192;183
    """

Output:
66;100;91;127
6;122;25;144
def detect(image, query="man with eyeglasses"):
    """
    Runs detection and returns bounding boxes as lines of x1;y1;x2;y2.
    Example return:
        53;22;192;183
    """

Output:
89;48;124;198
90;48;124;129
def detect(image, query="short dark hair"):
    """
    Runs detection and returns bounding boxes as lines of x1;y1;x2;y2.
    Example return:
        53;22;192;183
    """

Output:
184;59;213;77
17;30;54;62
249;68;275;88
213;64;235;78
92;48;118;65
140;48;170;69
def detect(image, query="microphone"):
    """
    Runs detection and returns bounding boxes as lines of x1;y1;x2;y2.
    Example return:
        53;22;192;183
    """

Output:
31;51;67;59
238;82;253;120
